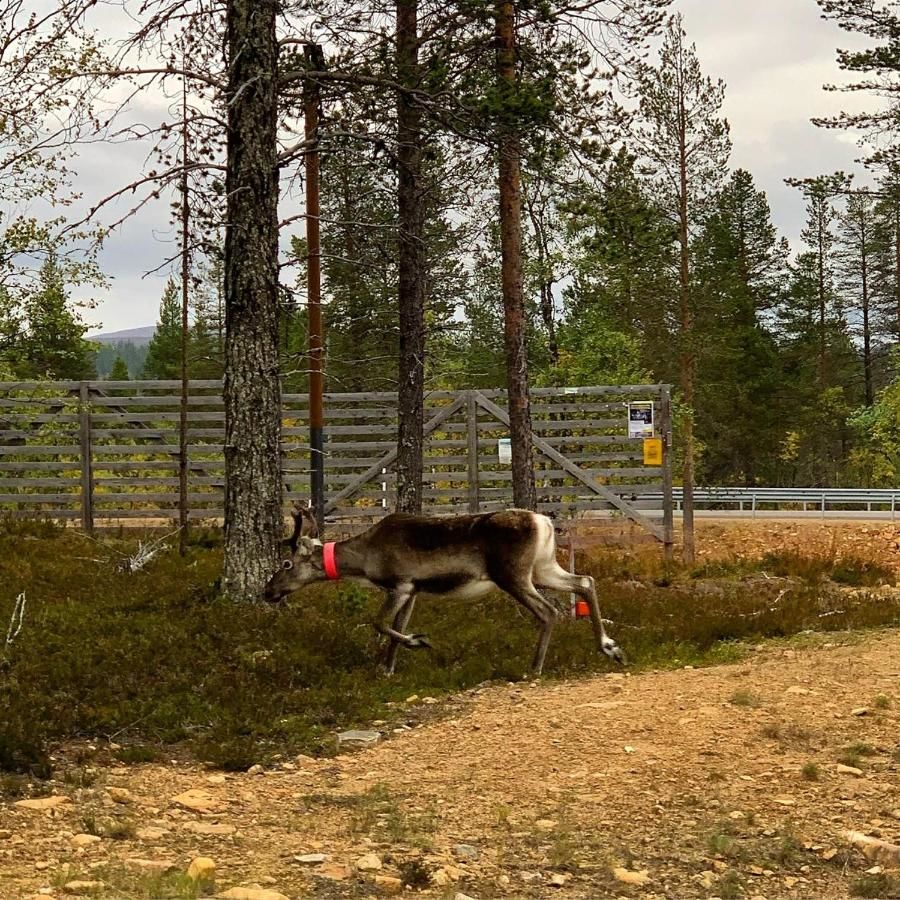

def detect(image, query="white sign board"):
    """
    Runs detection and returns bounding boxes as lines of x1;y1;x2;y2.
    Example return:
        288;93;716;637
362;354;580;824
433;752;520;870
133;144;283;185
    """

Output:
628;401;655;439
498;437;512;464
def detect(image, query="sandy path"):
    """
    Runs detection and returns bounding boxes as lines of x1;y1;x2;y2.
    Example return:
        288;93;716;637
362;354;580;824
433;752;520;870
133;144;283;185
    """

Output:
2;629;899;899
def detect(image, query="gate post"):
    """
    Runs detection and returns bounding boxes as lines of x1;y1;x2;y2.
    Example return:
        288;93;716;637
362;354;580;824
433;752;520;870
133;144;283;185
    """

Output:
660;386;674;563
79;382;94;534
466;391;480;513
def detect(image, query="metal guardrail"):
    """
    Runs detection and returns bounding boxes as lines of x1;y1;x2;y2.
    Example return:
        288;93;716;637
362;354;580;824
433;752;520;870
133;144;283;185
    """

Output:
638;487;900;518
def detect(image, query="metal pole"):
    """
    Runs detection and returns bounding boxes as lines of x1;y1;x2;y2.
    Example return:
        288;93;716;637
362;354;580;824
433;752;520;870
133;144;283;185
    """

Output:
660;386;674;563
305;43;325;532
79;382;93;535
179;49;190;555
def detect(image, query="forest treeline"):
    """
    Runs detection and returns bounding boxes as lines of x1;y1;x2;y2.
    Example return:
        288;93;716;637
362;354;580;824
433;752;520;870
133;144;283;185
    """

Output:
1;0;899;590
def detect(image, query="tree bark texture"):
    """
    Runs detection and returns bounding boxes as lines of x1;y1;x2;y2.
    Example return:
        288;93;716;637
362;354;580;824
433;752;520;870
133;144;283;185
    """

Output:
496;0;537;511
395;0;427;514
222;0;283;601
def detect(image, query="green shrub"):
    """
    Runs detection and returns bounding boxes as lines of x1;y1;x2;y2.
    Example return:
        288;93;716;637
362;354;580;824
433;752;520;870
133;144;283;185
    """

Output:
1;523;899;777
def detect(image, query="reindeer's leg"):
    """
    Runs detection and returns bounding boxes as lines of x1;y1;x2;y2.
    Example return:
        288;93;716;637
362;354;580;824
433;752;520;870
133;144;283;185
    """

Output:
498;580;557;676
384;595;417;675
533;562;625;665
374;586;430;651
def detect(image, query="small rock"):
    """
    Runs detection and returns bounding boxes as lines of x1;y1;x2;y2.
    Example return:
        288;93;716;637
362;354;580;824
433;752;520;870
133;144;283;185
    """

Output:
172;789;220;812
728;811;746;820
356;852;383;871
821;848;839;861
867;866;884;875
453;894;479;900
0;829;11;839
126;858;177;875
497;874;510;887
317;863;352;880
247;765;264;776
107;787;137;804
216;890;289;900
405;694;419;703
374;875;403;894
454;842;481;860
183;822;236;836
773;795;796;805
837;764;864;777
187;857;216;881
35;861;52;871
851;707;869;717
15;796;71;811
612;867;650;886
207;774;228;785
338;730;381;747
785;686;811;695
534;819;557;832
432;868;452;886
63;881;104;895
294;853;329;865
422;696;438;704
549;873;567;887
137;826;171;841
72;833;102;848
844;830;900;866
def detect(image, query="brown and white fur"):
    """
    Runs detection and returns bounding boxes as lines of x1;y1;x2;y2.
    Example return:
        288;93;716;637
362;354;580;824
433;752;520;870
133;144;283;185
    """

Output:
264;509;624;676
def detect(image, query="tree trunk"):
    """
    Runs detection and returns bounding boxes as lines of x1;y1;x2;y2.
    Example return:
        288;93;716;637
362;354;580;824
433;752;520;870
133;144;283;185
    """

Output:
496;0;537;511
860;211;872;406
222;0;283;601
677;92;695;565
395;0;426;514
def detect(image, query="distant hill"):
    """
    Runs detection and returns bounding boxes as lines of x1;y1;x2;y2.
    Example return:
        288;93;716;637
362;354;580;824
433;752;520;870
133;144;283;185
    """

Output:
88;325;156;346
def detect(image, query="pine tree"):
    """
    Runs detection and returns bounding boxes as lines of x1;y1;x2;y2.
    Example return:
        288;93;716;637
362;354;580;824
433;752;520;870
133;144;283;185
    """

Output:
815;1;900;168
18;257;96;380
836;189;880;404
108;356;130;380
563;149;677;382
692;170;788;484
142;279;182;379
633;14;731;561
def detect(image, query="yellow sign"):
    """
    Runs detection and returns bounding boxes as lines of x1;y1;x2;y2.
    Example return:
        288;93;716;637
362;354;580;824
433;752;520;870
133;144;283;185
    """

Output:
643;437;663;466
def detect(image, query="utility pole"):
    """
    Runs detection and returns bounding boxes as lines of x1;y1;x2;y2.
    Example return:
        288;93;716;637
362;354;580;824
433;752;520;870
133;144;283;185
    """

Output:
304;43;325;531
179;44;191;556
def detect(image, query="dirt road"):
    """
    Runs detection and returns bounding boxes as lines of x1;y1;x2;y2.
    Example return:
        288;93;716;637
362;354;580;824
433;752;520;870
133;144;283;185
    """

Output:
2;628;899;899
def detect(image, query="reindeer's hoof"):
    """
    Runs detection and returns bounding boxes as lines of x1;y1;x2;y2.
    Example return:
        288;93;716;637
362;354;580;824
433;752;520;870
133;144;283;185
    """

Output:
406;633;432;649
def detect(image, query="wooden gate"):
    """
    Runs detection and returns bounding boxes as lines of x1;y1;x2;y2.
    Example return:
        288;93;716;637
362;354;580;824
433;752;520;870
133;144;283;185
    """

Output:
0;380;673;551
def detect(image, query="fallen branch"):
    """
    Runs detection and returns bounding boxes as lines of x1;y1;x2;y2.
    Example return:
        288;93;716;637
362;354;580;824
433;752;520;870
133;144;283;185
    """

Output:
4;592;26;650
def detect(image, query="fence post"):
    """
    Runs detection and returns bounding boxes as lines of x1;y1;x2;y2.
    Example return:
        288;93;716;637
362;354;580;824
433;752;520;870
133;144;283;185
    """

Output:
79;382;94;534
660;386;674;563
467;390;480;513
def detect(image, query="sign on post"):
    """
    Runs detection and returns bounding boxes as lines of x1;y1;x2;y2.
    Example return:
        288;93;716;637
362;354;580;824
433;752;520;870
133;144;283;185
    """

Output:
498;437;511;464
643;437;663;466
628;401;655;439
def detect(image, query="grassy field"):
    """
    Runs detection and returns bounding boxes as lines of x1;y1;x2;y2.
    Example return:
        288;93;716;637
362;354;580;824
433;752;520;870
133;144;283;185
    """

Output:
1;518;899;782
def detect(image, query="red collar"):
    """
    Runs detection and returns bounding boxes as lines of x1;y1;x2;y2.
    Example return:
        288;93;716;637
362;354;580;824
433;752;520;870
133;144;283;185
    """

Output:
322;542;339;581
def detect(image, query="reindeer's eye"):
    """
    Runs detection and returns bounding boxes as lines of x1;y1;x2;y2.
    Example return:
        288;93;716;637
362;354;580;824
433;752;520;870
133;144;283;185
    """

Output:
282;559;294;570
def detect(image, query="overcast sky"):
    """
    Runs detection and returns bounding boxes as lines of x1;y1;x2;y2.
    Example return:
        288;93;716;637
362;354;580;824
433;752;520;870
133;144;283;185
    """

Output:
78;0;873;335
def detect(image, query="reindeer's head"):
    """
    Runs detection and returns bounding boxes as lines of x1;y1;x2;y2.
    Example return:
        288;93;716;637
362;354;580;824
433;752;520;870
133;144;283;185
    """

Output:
264;535;327;602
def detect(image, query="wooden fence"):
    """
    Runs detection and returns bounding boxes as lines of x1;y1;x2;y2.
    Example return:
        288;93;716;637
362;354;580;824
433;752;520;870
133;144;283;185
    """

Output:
0;380;673;547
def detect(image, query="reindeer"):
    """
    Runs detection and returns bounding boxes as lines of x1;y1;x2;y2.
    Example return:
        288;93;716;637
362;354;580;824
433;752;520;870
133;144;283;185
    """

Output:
264;508;624;676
